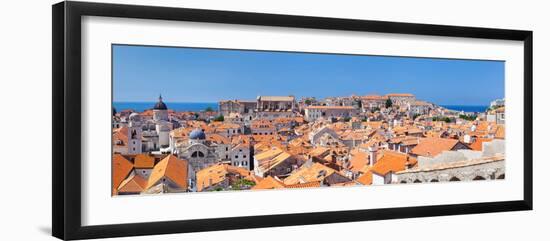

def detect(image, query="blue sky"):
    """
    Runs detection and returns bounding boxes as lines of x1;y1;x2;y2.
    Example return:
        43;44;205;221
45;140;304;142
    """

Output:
113;44;504;106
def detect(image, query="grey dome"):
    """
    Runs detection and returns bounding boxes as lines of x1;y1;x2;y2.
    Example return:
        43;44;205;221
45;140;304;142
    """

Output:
189;129;206;140
153;94;168;110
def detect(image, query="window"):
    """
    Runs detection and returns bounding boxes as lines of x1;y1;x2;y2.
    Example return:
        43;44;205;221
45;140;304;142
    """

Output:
235;155;238;159
243;155;247;158
191;151;205;158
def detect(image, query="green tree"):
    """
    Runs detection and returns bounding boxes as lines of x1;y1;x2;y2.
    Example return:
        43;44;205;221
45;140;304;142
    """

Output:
213;115;224;122
432;116;453;123
304;99;312;105
205;106;214;112
231;179;256;190
459;114;477;121
385;99;393;108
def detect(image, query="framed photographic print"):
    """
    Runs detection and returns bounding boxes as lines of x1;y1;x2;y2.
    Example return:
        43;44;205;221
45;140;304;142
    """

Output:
52;1;533;240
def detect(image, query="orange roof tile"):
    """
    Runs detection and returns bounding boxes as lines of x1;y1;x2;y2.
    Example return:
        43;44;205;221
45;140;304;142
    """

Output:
285;181;321;189
356;171;372;185
370;151;416;176
251;176;285;190
469;138;492;151
133;154;155;169
196;164;227;192
348;151;369;172
146;155;189;190
410;137;463;157
283;162;337;185
308;147;330;158
117;173;147;193
196;164;252;191
207;134;230;145
112;154;133;194
112;127;128;147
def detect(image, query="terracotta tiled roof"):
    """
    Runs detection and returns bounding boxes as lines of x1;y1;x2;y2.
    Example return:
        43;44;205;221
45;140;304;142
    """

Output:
207;134;230;145
370;150;417;176
117;173;147;193
196;164;252;191
254;147;284;161
308;147;330;158
251;176;285;190
285;181;321;189
133;154;155;169
112;127;128;147
112;154;133;195
356;171;372;185
469;138;492;151
410;137;464;157
348;150;369;172
196;164;226;192
257;151;292;172
146;155;189;190
283;162;337;185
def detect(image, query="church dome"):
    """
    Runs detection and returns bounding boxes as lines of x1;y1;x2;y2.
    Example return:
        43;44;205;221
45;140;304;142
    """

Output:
153;94;168;110
189;129;206;140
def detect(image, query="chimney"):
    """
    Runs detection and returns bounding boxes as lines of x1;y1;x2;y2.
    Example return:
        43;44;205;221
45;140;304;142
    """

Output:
368;145;378;166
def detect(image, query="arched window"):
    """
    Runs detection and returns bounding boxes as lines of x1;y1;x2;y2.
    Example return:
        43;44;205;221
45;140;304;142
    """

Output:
400;180;407;184
449;177;460;182
473;176;486;181
413;179;422;183
497;174;505;179
430;179;439;182
191;151;205;158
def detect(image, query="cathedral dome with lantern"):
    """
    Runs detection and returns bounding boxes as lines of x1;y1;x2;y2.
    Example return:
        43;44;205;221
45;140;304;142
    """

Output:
153;94;168;110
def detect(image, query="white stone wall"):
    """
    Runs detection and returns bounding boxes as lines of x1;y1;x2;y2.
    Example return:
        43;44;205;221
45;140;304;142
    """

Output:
396;159;505;183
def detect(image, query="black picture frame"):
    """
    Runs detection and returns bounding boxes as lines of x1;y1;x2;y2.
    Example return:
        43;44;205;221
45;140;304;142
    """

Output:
52;1;533;240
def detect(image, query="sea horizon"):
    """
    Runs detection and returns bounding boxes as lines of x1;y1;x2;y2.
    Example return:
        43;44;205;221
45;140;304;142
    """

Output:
441;105;488;113
113;102;218;112
114;101;488;113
